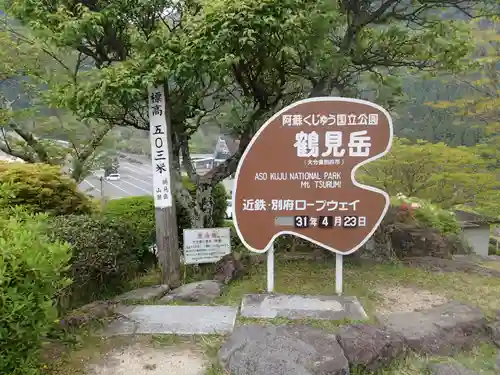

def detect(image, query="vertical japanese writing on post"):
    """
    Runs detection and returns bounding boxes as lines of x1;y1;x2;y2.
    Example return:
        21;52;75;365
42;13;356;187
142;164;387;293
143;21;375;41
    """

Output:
148;86;173;208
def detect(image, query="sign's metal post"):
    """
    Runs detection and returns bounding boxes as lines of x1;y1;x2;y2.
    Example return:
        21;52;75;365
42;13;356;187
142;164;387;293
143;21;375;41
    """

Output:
267;242;275;293
335;253;343;295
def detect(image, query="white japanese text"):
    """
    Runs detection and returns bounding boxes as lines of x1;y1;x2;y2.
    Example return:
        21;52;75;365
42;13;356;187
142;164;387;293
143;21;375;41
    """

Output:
294;130;371;158
282;113;378;127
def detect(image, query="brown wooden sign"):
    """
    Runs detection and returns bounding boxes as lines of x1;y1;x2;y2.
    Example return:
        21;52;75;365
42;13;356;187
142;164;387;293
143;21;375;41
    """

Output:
232;97;393;255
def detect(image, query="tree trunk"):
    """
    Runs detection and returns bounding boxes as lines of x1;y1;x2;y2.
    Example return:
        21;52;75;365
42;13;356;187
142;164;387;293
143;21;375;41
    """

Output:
188;183;213;229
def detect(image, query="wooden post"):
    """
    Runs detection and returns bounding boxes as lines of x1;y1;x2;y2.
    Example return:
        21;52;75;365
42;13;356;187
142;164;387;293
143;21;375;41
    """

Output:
149;83;181;288
155;204;181;287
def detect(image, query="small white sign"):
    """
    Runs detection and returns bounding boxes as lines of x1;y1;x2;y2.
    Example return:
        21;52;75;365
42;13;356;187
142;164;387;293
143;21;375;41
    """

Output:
183;227;231;265
148;85;173;208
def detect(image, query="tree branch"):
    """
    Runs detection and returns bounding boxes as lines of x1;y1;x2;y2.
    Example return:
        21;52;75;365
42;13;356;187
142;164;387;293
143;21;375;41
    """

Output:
0;142;36;163
179;135;198;182
76;121;114;164
200;106;268;185
7;121;52;164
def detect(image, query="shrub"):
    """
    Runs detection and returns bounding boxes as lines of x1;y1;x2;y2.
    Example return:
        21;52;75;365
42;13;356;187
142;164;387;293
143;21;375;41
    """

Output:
224;220;246;250
102;178;228;251
102;195;156;266
47;215;141;310
0;208;71;375
489;243;499;255
391;195;461;235
0;162;92;216
211;182;228;228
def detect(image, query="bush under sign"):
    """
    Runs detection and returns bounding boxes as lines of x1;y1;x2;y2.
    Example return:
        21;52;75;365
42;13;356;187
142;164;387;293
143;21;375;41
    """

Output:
183;227;231;265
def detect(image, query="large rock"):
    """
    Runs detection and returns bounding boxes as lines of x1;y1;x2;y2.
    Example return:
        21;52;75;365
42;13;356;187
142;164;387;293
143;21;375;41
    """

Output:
428;363;479;375
389;223;451;259
160;280;222;303
112;284;169;302
487;321;500;347
213;253;247;284
213;252;266;284
218;324;349;375
403;256;500;277
355;206;470;262
336;324;406;372
61;300;118;328
376;301;487;355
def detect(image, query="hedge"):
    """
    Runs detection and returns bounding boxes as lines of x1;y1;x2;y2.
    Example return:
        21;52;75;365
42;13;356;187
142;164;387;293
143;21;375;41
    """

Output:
100;195;156;267
0;209;71;375
102;178;227;253
47;215;142;310
0;161;92;216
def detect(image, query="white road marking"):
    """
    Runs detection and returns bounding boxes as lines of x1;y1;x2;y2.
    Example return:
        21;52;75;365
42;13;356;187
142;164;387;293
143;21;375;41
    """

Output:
124;172;153;187
121;162;152;175
103;180;131;195
81;179;101;193
121;179;152;194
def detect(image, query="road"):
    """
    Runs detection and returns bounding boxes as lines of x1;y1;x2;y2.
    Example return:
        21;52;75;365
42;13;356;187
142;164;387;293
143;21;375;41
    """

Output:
80;159;154;199
80;153;234;200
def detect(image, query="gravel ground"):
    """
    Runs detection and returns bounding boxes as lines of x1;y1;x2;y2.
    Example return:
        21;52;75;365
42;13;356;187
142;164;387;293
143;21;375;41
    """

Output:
85;343;208;375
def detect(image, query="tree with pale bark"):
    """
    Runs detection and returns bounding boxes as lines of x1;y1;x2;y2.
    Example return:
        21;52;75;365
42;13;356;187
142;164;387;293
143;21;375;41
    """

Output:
7;0;497;225
0;18;116;181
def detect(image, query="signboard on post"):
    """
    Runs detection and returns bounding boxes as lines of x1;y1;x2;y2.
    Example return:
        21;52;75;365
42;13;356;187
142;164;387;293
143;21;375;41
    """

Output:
148;86;173;208
183;228;231;265
232;97;393;293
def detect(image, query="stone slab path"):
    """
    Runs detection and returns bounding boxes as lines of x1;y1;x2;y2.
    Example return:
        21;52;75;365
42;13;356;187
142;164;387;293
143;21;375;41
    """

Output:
219;301;499;375
104;305;238;335
240;293;368;320
376;301;487;356
75;283;500;375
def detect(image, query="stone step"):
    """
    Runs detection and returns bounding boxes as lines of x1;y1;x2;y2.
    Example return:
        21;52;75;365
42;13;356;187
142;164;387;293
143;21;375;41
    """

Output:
240;293;368;321
103;305;238;336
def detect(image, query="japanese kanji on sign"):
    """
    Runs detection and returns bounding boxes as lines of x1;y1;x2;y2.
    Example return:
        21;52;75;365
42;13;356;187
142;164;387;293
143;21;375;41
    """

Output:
183;228;231;265
148;86;173;208
232;97;394;255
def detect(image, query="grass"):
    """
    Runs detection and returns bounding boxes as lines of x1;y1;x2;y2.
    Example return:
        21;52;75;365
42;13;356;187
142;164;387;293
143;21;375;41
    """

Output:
482;261;500;272
46;257;500;375
127;267;163;289
364;343;499;375
215;258;500;319
44;331;227;375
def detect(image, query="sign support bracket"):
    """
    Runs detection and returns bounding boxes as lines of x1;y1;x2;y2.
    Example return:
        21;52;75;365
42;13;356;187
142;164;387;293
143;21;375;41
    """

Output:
335;253;343;295
267;242;275;293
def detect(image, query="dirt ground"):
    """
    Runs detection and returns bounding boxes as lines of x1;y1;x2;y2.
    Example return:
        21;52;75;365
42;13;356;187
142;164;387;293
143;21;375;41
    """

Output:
85;343;207;375
375;285;450;315
46;256;500;375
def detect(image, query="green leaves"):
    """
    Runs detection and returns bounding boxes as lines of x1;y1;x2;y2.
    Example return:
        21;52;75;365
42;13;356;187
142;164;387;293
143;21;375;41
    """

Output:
5;0;498;190
0;161;93;215
391;195;461;235
0;208;71;375
360;138;500;213
47;214;142;309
